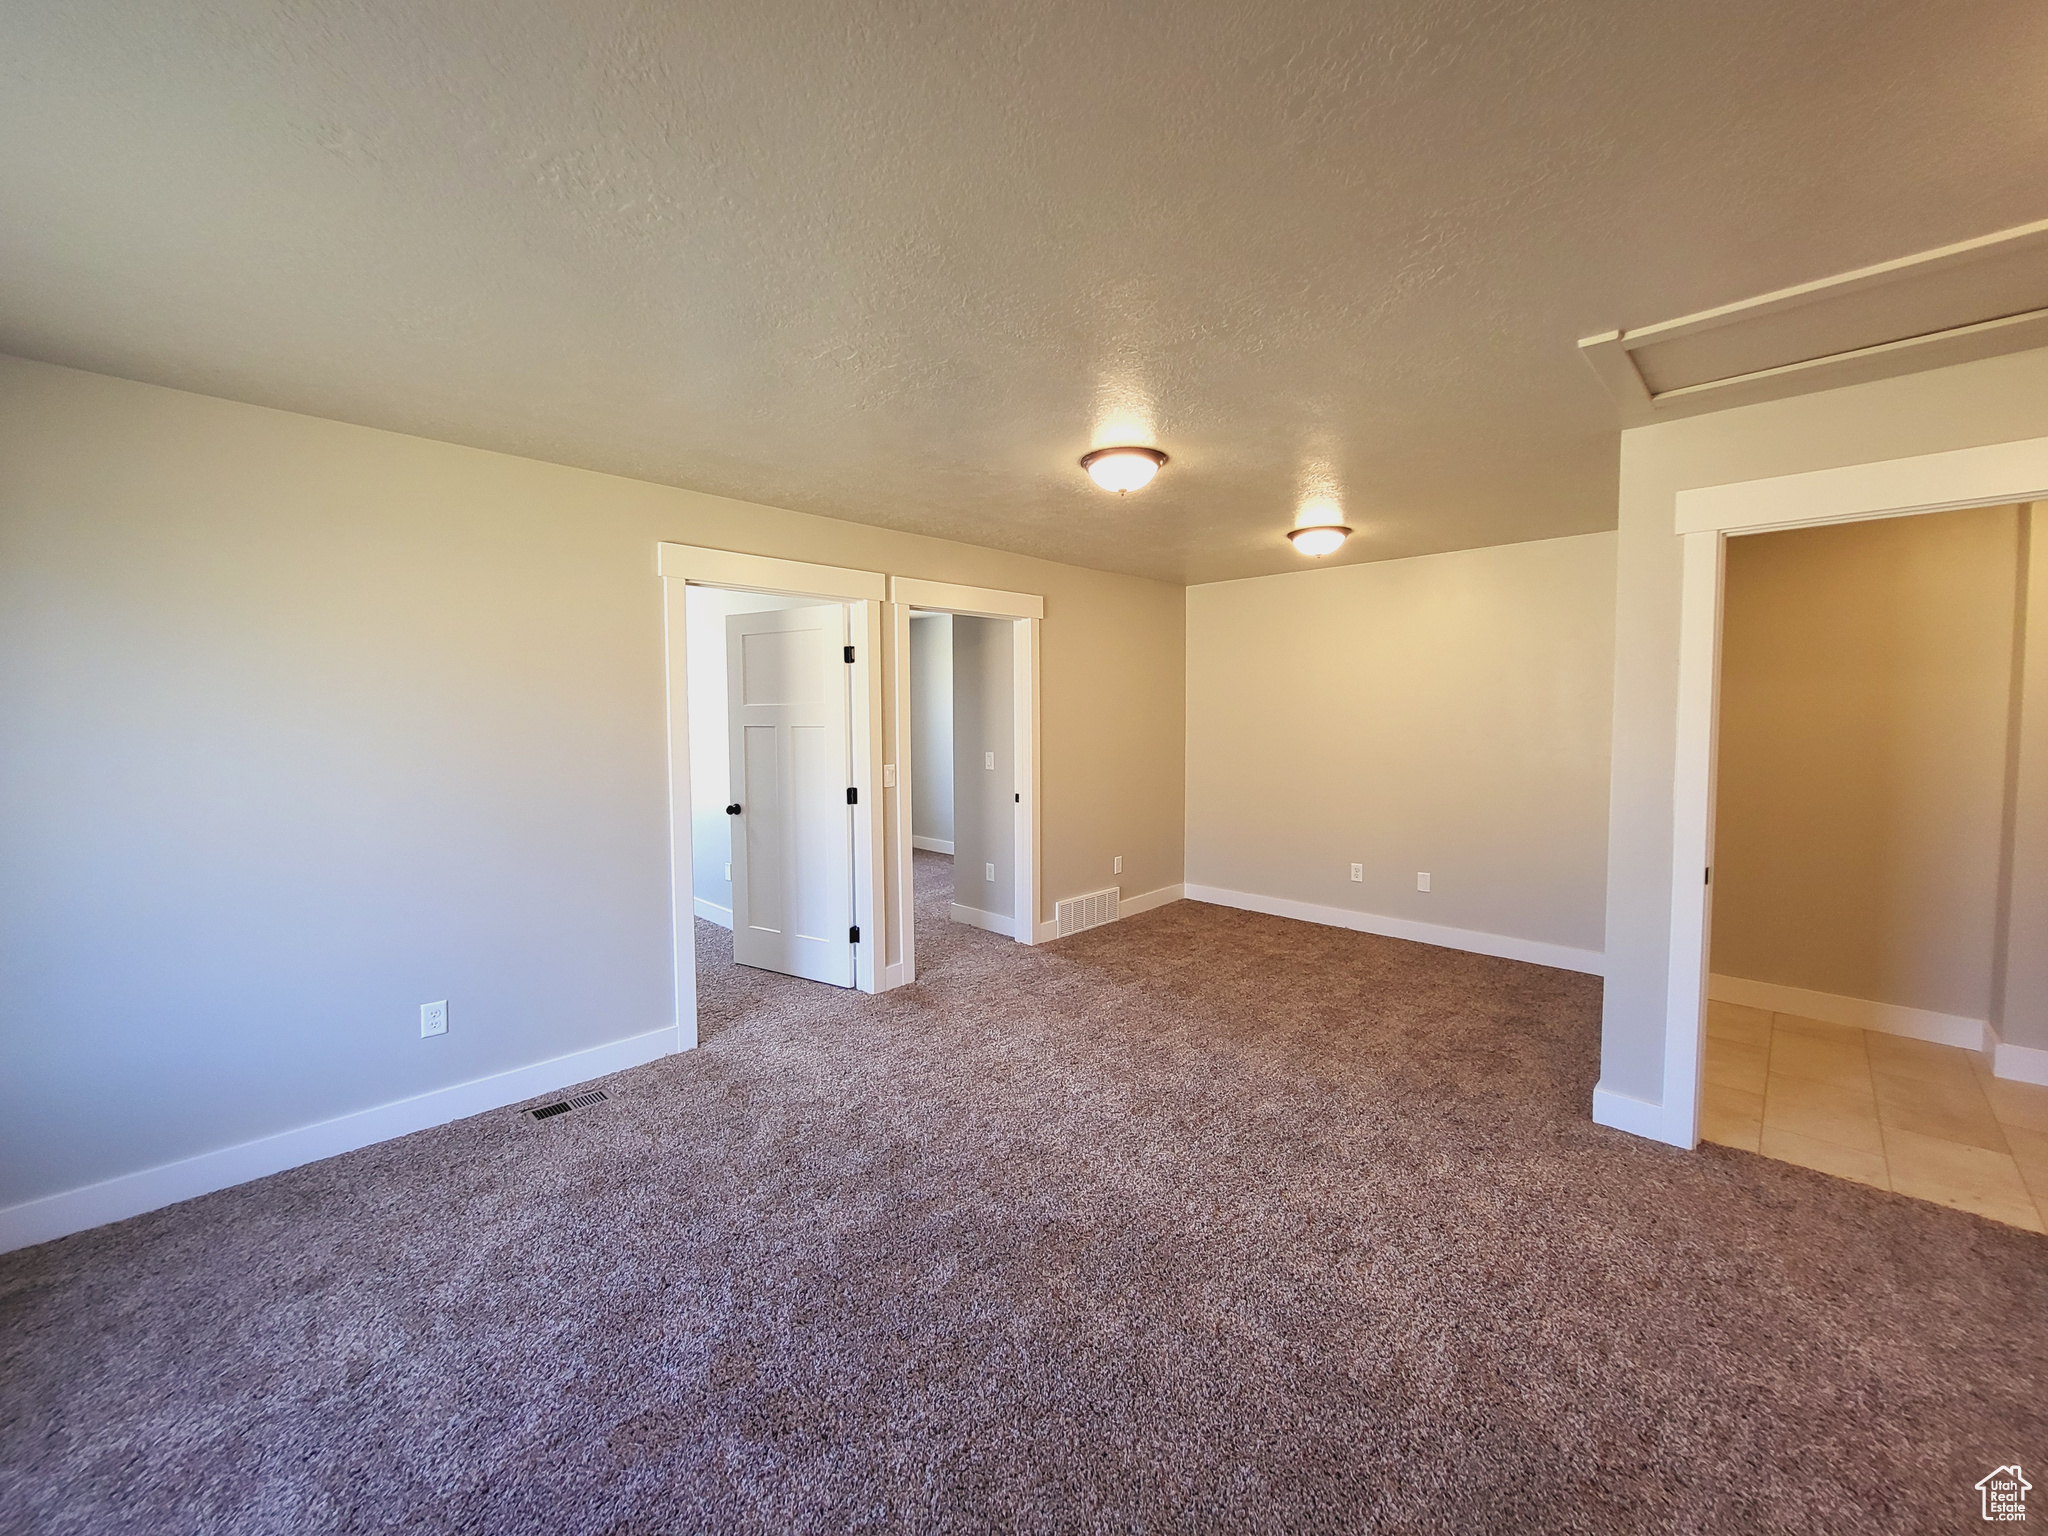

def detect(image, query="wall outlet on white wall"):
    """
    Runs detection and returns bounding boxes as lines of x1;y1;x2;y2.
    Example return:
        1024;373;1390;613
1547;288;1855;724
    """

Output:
1350;863;1363;882
1113;855;1122;874
985;862;996;881
420;1000;448;1038
984;751;995;770
1416;872;1431;892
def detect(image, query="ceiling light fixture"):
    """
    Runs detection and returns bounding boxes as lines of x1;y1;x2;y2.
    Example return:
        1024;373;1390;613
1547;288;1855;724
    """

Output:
1287;523;1351;557
1080;446;1167;494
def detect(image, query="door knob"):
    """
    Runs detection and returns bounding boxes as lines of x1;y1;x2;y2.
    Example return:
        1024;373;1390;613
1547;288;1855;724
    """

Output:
725;803;742;815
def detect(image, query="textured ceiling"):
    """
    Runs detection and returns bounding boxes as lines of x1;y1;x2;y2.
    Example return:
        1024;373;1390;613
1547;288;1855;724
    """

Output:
3;1;2046;583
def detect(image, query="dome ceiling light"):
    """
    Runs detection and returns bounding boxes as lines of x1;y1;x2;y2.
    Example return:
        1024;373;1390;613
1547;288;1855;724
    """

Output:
1287;522;1352;557
1080;446;1167;494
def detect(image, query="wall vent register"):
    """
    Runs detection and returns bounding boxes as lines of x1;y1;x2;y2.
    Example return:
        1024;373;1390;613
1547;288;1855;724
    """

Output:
527;1090;608;1121
1056;887;1121;938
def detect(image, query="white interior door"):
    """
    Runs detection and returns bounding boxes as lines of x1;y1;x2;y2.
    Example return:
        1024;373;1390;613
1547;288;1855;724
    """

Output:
726;604;855;986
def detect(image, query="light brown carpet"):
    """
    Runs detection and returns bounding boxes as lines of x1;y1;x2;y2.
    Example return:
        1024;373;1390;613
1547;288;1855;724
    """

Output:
2;851;2041;1533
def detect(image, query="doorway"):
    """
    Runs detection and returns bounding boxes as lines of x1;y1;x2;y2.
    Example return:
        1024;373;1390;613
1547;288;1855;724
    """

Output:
687;589;859;988
658;545;887;1049
1694;506;2046;1228
1651;435;2048;1213
887;578;1044;985
906;611;1028;941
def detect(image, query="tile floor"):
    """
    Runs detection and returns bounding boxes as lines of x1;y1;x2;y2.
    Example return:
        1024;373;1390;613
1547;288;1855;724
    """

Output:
1701;1001;2048;1232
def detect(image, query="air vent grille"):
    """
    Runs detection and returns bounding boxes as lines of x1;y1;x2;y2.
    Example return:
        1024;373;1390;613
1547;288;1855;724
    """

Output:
1055;887;1121;938
528;1089;608;1121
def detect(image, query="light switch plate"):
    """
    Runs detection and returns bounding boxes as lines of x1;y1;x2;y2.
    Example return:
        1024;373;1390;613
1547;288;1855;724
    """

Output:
984;751;995;770
1416;872;1431;892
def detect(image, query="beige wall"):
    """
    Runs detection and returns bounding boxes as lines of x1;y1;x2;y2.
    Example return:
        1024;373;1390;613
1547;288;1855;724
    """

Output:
1603;344;2048;1107
1185;533;1617;955
1712;506;2023;1021
908;614;953;844
950;616;1015;921
1997;510;2048;1053
0;354;1185;1209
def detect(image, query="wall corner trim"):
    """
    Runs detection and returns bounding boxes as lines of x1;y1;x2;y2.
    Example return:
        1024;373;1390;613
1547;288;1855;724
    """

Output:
0;1025;683;1256
1182;884;1605;976
1591;1084;1691;1147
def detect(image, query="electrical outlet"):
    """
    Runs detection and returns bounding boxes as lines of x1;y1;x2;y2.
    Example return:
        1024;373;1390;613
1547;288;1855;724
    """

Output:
984;751;995;770
1416;872;1431;892
420;1000;448;1038
1113;855;1122;875
985;862;996;881
1350;863;1363;882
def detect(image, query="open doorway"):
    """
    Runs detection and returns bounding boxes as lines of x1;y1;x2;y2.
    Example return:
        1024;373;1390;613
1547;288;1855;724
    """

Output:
1695;504;2047;1229
888;578;1043;985
657;544;888;1051
907;611;1024;941
686;587;859;988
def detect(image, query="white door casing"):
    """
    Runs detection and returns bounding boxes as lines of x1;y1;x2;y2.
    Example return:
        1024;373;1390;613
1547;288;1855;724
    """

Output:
1608;432;2048;1149
726;604;855;987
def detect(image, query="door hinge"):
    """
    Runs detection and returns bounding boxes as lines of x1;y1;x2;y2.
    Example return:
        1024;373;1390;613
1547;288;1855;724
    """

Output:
849;924;860;943
844;645;855;663
1705;866;1711;885
846;786;858;805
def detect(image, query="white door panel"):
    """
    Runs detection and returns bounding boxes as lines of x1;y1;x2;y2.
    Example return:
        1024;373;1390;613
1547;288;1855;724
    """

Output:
727;604;854;986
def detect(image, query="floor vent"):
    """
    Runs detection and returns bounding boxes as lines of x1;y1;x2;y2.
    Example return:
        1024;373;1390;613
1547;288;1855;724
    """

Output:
1055;886;1121;938
529;1090;607;1121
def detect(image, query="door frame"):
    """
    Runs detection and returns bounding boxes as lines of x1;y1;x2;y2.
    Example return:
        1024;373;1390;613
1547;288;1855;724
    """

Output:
887;578;1045;986
659;544;887;1047
1648;434;2048;1148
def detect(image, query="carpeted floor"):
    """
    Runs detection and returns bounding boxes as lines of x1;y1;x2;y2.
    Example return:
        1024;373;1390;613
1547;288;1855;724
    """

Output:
2;852;2042;1533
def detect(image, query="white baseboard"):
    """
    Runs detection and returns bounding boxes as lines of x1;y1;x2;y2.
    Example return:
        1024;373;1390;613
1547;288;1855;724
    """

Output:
951;902;1025;940
911;836;955;855
694;896;733;929
0;1025;684;1256
1993;1036;2048;1086
1120;882;1184;918
1591;1083;1690;1147
1708;974;1985;1050
1182;884;1605;976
